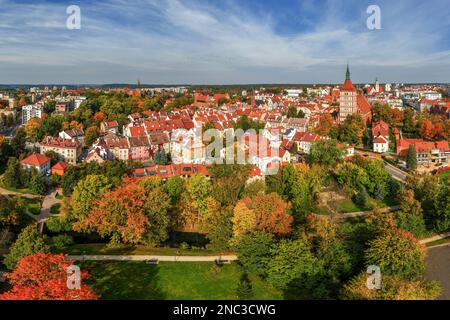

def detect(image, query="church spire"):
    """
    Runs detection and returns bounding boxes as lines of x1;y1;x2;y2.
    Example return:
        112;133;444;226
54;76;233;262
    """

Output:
345;63;351;81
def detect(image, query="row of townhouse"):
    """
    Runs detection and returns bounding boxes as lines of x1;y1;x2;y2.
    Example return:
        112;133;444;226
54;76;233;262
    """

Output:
397;139;450;165
86;132;170;163
40;136;82;165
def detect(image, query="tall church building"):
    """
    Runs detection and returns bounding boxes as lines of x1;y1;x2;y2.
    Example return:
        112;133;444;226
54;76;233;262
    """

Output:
338;65;372;125
339;65;358;123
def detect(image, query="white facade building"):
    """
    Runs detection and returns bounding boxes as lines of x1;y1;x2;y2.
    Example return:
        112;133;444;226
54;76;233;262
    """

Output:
22;104;43;124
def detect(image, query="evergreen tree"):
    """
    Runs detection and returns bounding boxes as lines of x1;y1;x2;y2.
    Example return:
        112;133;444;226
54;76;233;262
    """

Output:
236;273;253;300
28;170;47;195
4;225;50;270
406;144;417;171
153;149;168;165
3;157;22;189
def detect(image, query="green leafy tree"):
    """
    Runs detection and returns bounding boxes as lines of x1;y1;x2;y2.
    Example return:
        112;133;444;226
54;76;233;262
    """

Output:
0;137;13;170
36;115;64;141
201;197;233;251
4;225;50;270
241;179;266;197
395;190;427;237
402;108;416;133
186;174;212;216
335;161;370;193
306;140;344;167
301;216;353;298
84;126;99;146
353;185;369;208
70;174;112;225
28;170;47;195
209;164;250;207
338;114;365;145
427;184;450;232
286;106;298;118
46;215;73;233
267;239;323;295
236;273;253;300
11;128;26;157
342;273;441;300
163;176;185;204
234;231;276;277
50;234;74;252
3;157;23;189
365;226;426;280
406;144;417;171
153;149;168;165
233;115;265;132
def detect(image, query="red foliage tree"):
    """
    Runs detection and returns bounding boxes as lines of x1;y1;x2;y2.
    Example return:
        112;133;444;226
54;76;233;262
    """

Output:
419;120;435;140
0;253;98;300
74;181;171;245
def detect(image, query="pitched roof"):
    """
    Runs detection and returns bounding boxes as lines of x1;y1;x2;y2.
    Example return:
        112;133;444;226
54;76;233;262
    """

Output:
52;161;69;171
341;79;356;92
21;153;50;167
357;94;372;115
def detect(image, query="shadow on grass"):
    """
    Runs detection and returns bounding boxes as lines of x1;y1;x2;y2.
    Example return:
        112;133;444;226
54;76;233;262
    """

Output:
82;261;166;300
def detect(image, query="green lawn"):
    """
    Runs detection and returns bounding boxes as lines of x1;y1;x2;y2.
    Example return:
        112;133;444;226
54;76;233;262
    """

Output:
332;196;399;214
335;199;364;213
15;197;42;216
69;243;233;256
50;203;61;215
0;179;33;195
81;261;283;300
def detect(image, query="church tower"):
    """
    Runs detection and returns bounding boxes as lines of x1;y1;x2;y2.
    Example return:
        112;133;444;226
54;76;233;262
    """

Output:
375;77;380;92
339;64;358;123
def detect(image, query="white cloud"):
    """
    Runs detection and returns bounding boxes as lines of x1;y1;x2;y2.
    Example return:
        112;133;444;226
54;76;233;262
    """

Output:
0;0;449;83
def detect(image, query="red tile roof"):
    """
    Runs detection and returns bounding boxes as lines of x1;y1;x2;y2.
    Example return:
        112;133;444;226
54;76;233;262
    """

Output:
21;153;50;167
341;79;356;92
52;161;69;171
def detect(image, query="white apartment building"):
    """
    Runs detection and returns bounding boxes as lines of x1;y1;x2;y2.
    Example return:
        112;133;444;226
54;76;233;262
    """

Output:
22;104;43;124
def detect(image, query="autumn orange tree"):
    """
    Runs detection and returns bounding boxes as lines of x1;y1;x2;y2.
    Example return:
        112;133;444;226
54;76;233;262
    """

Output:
0;253;98;300
74;181;171;246
232;193;293;242
341;273;441;300
24;117;42;141
314;113;335;136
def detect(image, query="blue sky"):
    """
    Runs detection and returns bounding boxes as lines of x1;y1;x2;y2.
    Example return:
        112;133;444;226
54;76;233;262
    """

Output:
0;0;449;84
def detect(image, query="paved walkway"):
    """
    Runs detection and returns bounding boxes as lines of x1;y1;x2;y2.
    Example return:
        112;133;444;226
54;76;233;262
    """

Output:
0;184;62;231
425;245;450;300
68;254;238;262
37;189;62;221
0;186;41;199
420;232;450;245
313;205;401;220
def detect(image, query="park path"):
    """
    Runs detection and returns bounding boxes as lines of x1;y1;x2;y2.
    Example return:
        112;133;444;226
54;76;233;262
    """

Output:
0;184;62;231
420;232;450;245
0;186;41;199
312;205;401;220
68;254;238;262
425;244;450;300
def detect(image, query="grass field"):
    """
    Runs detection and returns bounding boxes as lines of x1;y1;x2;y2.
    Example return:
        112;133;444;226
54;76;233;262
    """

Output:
81;261;283;300
18;197;42;215
50;203;61;215
0;179;33;195
69;243;233;256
